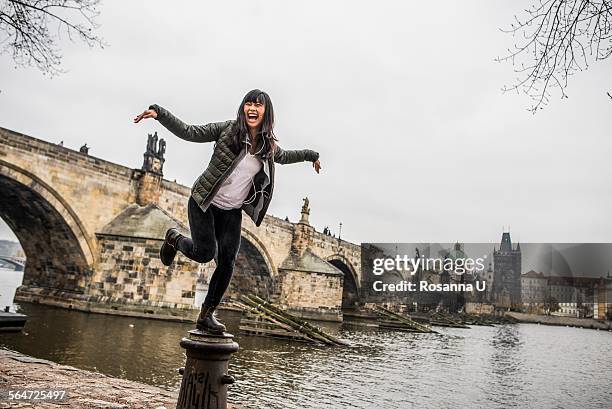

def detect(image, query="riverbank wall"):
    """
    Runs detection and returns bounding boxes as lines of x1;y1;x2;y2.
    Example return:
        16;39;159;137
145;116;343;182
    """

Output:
13;285;328;324
505;312;612;330
14;286;200;323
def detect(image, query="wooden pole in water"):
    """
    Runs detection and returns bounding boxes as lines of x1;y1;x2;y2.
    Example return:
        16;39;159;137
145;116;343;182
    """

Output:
373;305;437;333
239;295;333;345
246;294;351;345
240;294;350;346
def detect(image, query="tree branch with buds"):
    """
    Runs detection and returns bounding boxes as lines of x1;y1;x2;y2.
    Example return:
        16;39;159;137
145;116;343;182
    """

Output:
497;0;612;113
0;0;105;76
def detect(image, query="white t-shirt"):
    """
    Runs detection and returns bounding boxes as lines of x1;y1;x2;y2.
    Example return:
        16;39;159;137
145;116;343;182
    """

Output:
211;152;263;210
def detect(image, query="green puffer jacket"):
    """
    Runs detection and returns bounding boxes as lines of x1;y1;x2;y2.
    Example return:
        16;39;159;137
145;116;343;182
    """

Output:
149;104;319;227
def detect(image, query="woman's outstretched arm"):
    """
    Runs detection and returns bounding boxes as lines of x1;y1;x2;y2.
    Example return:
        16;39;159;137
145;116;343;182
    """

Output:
274;145;321;173
133;104;231;143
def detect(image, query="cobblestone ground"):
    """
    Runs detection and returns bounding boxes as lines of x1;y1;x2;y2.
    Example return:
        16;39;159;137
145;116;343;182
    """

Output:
0;347;179;408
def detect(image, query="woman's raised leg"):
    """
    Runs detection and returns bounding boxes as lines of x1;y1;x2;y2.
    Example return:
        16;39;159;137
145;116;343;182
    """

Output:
176;197;217;263
160;197;217;266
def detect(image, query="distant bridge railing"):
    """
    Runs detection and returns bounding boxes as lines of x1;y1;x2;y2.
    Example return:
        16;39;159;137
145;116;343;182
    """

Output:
0;256;25;272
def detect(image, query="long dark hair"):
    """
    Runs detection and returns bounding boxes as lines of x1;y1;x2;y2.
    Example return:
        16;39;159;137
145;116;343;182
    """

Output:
229;89;277;159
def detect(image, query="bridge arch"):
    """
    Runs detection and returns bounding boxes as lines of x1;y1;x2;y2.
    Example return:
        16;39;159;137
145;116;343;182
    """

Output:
222;227;277;301
326;254;360;309
239;228;277;278
0;160;95;292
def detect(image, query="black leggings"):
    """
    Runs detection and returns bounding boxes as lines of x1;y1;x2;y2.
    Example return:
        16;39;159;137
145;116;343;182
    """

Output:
176;197;242;307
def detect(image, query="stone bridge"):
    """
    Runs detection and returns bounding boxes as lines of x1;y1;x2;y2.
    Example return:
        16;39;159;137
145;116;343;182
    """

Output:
0;126;361;321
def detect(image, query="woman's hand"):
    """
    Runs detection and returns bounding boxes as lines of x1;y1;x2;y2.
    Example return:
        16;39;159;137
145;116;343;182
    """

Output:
313;160;321;174
133;109;158;123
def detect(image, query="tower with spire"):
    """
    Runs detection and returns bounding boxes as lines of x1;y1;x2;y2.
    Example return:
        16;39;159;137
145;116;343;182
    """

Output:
492;231;522;308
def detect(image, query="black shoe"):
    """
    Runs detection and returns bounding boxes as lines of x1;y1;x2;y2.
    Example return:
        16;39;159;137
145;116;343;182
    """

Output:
195;304;226;334
160;228;181;266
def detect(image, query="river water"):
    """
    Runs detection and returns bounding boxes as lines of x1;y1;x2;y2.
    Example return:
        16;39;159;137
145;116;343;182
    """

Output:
1;302;611;408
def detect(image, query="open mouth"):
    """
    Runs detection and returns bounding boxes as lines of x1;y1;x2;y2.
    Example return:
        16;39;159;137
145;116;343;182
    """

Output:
247;112;259;121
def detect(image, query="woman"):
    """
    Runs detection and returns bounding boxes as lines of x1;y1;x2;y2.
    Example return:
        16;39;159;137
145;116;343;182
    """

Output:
133;89;321;334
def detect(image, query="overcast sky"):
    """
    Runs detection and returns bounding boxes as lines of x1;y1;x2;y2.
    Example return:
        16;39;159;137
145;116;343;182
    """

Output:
1;0;611;246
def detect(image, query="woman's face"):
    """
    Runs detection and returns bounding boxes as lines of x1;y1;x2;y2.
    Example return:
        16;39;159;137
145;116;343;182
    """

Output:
243;100;265;131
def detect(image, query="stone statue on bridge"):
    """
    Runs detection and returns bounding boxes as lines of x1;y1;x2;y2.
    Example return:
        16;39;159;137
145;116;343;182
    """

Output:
145;132;166;160
146;132;156;153
158;138;166;158
299;197;310;224
142;132;166;174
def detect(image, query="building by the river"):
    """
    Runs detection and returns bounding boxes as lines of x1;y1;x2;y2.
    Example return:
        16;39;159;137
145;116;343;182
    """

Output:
520;270;612;319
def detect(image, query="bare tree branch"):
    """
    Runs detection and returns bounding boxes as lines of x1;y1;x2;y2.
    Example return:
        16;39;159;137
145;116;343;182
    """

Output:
0;0;105;76
496;0;612;113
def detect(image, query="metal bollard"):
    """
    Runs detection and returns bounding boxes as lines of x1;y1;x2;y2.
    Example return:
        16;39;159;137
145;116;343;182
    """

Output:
177;330;239;409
